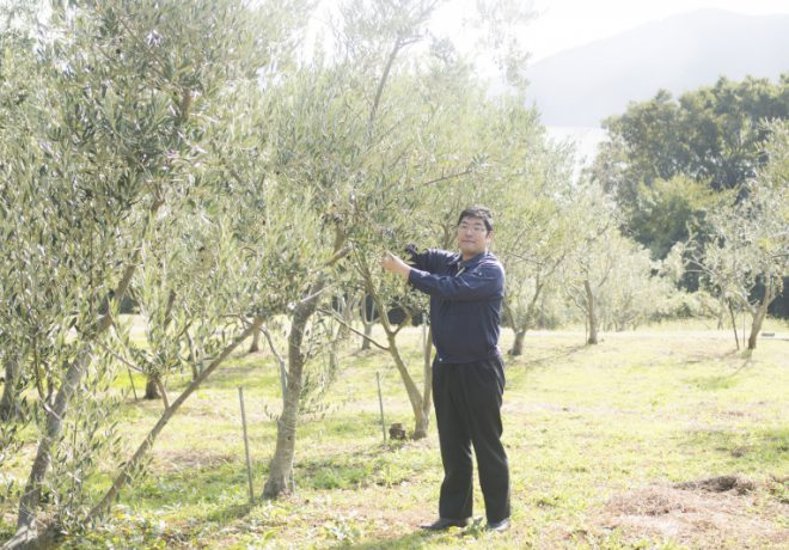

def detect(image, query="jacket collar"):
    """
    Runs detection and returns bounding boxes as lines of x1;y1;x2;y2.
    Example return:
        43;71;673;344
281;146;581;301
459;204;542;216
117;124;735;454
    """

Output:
447;251;488;269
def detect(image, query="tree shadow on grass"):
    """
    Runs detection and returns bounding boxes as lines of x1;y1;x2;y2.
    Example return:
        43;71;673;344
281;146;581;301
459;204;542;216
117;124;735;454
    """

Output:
333;529;454;549
685;374;741;391
682;348;741;364
685;355;755;391
680;426;789;469
294;439;429;491
204;500;256;523
517;343;587;371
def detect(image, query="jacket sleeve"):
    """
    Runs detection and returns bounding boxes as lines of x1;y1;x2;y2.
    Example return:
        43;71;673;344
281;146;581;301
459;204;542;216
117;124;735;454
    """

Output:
406;247;454;273
408;261;504;301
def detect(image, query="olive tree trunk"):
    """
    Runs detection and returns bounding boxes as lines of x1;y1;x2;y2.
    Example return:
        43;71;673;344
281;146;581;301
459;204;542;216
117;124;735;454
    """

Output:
144;374;161;400
0;351;21;422
727;300;740;350
248;327;261;353
510;329;526;356
584;279;599;345
376;295;430;439
505;279;544;356
360;296;376;351
747;279;775;351
16;351;89;530
263;280;326;498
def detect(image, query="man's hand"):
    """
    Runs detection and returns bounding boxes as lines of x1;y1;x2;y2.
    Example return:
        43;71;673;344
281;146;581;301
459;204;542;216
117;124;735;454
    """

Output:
380;251;411;281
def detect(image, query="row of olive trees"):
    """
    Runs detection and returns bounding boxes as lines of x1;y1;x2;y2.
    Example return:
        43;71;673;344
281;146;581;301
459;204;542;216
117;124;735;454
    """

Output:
0;0;317;545
0;0;538;542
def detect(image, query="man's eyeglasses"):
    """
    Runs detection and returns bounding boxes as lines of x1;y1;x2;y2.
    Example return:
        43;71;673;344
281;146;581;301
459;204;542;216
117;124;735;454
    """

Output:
457;223;488;234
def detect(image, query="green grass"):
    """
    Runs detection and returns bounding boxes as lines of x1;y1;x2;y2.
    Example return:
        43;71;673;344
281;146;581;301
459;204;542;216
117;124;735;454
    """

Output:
1;318;788;548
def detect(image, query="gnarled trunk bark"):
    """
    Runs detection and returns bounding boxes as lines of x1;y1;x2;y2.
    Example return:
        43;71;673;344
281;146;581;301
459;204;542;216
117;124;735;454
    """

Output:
248;327;261;353
1;351;21;422
747;280;774;351
144;373;160;400
509;329;526;356
584;279;599;345
263;280;325;498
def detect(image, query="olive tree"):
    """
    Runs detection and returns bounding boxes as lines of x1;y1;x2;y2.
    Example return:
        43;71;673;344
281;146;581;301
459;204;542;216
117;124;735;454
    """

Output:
333;0;470;441
310;0;538;441
1;0;282;543
596;240;677;332
560;184;675;343
86;0;319;520
690;121;788;350
559;182;621;345
89;167;324;520
342;63;516;439
257;62;363;498
258;0;470;451
491;112;576;356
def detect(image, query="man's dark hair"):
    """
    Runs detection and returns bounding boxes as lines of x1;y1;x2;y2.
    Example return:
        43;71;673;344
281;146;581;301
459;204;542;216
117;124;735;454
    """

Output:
457;205;494;233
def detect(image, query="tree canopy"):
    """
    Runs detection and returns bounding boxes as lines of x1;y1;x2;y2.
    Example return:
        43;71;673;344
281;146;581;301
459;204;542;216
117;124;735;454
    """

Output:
592;75;788;259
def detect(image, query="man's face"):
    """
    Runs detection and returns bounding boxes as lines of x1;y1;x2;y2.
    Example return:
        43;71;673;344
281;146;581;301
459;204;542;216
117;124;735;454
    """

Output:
456;215;491;259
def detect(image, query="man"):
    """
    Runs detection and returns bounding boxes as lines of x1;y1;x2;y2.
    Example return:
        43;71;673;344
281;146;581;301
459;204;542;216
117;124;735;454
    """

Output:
380;205;511;532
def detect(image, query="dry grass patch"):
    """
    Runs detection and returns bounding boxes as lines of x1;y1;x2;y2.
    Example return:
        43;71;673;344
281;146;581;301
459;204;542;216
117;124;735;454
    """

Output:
153;450;237;473
593;475;789;548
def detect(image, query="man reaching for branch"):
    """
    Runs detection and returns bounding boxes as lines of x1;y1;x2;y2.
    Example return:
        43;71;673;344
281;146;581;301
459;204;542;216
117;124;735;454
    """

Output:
381;205;511;533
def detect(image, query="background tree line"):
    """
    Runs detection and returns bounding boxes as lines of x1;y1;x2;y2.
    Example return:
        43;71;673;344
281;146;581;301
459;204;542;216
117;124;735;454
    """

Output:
589;74;788;346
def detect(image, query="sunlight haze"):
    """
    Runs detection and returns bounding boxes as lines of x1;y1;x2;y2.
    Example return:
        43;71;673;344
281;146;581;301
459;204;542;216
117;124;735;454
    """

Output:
527;0;789;61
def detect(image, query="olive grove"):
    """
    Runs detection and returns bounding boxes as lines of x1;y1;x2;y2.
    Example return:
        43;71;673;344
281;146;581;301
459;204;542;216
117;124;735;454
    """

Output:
2;0;786;546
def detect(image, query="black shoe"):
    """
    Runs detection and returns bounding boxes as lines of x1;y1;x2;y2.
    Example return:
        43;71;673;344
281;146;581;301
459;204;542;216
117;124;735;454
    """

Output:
420;517;470;531
485;518;510;532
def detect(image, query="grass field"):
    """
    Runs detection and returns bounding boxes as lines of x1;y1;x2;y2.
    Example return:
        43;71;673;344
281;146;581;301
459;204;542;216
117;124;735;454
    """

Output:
1;318;788;549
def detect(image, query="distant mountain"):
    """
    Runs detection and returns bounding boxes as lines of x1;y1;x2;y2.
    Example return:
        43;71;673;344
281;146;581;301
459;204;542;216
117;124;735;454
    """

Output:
524;9;789;127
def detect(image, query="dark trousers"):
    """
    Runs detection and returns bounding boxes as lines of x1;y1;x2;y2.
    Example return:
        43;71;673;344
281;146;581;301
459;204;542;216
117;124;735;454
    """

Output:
433;355;510;523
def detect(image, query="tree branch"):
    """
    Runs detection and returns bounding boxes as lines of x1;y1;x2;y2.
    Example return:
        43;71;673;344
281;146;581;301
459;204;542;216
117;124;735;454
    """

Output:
87;318;264;522
317;307;389;351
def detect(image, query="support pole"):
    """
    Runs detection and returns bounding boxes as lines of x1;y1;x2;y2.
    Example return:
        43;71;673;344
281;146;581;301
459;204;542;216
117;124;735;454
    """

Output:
127;368;138;401
238;386;254;503
376;372;386;444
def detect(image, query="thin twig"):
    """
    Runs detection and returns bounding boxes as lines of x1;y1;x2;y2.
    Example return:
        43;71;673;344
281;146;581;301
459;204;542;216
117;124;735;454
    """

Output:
96;340;145;374
155;377;170;410
261;325;288;406
317;307;389;351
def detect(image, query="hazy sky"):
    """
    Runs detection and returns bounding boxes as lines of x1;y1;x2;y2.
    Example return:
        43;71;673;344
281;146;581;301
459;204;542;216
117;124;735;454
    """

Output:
312;1;789;67
526;0;789;61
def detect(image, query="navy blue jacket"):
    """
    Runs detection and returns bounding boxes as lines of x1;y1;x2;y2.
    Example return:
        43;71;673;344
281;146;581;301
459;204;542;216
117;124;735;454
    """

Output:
407;248;504;364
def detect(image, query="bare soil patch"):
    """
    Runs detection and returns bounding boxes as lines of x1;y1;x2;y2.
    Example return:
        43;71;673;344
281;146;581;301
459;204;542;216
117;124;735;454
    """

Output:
592;476;789;548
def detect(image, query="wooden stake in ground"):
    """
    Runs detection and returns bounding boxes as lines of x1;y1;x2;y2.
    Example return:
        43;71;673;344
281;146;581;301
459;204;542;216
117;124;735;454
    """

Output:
376;372;386;443
127;367;138;401
238;386;255;504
